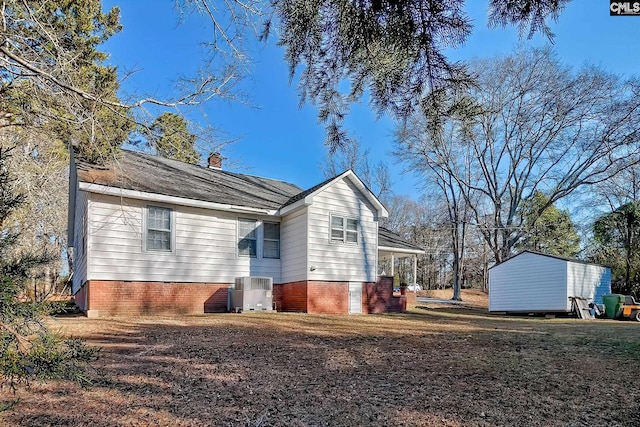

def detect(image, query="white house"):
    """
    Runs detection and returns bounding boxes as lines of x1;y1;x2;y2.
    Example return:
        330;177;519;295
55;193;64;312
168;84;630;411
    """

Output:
488;251;611;313
68;149;423;317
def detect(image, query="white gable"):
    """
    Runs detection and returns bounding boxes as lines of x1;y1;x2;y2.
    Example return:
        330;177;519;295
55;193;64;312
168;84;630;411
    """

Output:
279;170;388;219
306;176;379;282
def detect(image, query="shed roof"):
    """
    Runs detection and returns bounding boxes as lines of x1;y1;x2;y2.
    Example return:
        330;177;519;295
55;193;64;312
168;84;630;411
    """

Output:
489;250;608;270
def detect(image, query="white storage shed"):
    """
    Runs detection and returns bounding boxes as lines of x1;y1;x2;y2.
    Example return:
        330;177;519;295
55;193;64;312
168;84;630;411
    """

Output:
489;251;611;313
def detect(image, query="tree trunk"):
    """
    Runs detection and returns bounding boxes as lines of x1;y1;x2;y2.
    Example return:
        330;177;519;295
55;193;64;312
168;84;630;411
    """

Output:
451;221;463;301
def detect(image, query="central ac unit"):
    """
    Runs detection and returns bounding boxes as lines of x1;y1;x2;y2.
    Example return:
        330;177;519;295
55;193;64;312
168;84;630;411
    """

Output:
231;276;274;312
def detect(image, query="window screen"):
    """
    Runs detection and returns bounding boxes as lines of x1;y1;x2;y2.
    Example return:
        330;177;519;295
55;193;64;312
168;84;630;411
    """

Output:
346;218;358;243
331;216;344;241
330;215;358;244
238;218;257;257
263;222;280;259
147;206;172;251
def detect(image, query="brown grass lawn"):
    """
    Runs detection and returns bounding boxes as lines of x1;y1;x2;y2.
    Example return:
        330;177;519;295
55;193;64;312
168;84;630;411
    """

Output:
418;289;489;308
2;305;639;427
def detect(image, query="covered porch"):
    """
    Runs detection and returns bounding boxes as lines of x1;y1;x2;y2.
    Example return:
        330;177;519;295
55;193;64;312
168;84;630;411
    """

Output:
377;227;425;285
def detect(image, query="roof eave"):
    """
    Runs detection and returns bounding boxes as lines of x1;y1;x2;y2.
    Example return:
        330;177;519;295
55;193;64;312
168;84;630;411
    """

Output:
378;245;425;255
344;171;389;218
277;195;313;216
282;170;389;218
78;182;279;216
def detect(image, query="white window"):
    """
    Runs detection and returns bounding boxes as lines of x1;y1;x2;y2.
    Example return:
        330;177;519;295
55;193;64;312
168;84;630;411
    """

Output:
146;206;172;251
238;218;257;257
330;214;358;244
346;218;358;243
263;222;280;259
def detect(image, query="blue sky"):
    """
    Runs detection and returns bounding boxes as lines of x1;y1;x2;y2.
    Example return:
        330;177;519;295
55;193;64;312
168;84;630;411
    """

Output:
102;1;640;197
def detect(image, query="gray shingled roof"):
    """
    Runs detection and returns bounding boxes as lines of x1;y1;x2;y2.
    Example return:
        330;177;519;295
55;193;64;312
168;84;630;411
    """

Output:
76;150;303;210
378;227;425;252
281;173;343;207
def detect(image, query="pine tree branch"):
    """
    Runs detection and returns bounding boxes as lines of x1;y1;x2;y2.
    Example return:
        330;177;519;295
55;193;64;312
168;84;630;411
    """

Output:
0;321;33;353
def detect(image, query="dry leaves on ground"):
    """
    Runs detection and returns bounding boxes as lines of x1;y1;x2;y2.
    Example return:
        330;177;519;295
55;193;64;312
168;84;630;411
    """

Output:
1;307;639;426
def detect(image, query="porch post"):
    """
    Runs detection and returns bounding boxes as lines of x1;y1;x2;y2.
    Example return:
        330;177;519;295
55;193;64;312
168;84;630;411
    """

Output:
390;253;395;276
413;255;417;284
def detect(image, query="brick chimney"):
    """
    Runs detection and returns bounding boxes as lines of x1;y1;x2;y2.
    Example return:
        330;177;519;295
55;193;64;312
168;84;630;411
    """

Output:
208;152;223;169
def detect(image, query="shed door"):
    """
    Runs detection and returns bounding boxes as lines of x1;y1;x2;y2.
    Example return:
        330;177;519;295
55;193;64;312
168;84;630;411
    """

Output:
348;282;362;314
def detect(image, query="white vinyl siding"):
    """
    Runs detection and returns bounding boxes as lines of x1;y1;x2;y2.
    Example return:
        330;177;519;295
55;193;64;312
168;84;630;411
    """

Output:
566;262;611;306
87;193;281;283
489;253;568;312
280;208;308;283
307;178;378;282
489;252;612;312
71;189;89;294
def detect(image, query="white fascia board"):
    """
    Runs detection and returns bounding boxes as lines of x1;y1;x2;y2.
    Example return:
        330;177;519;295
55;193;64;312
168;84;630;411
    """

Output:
79;182;278;216
342;171;389;218
277;196;313;216
378;245;425;255
280;170;389;218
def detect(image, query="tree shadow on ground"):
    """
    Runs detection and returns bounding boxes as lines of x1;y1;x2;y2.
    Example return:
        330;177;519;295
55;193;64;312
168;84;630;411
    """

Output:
2;310;640;427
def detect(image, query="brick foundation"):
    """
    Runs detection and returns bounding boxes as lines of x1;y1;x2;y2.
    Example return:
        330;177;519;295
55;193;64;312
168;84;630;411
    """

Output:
274;281;349;314
274;277;405;314
77;277;406;317
363;279;393;314
74;285;87;311
307;281;349;314
364;276;406;313
78;280;230;316
405;291;417;307
273;281;307;312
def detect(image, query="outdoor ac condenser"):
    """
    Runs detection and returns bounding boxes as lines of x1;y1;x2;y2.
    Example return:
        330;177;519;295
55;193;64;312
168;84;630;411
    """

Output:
231;276;273;312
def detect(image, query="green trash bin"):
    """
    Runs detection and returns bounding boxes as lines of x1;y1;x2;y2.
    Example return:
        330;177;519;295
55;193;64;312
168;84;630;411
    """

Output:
602;294;625;319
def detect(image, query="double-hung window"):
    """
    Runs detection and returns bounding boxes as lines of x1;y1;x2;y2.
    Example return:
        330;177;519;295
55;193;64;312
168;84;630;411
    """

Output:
238;218;258;257
345;218;358;243
146;206;172;251
330;214;358;244
263;222;280;259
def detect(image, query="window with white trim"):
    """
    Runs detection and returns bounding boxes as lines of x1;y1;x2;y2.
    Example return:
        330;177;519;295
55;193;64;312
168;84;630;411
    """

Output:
330;214;358;244
146;206;172;251
238;218;258;257
263;222;280;259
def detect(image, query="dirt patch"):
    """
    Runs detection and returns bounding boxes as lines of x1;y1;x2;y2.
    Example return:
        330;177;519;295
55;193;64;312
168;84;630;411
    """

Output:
1;310;638;426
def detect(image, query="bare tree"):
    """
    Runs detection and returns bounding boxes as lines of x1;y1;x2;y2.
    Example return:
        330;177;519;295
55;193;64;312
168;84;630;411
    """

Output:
396;123;475;299
398;48;640;267
321;139;392;201
592;165;640;211
381;194;476;293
